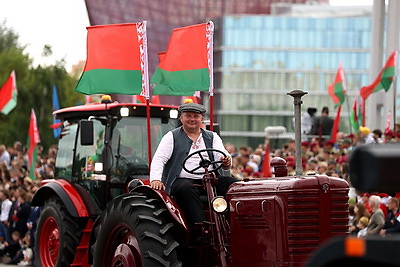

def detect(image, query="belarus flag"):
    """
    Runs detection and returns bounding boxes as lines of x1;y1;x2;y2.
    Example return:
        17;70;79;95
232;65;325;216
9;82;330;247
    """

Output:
26;109;40;179
0;70;18;115
151;22;213;96
328;64;346;108
360;50;397;99
75;22;148;96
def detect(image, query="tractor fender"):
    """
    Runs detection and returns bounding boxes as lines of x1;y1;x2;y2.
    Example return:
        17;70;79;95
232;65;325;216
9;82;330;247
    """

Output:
32;179;89;217
132;185;189;233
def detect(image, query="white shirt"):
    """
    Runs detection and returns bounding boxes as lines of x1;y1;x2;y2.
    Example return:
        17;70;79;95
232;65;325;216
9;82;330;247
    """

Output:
0;198;12;222
150;131;230;182
0;150;10;168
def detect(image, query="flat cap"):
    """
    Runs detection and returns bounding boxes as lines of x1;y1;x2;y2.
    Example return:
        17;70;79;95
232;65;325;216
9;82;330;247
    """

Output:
178;102;206;114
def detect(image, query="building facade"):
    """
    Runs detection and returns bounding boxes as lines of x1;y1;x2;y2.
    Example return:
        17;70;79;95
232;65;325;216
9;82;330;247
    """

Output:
84;1;391;148
212;15;371;147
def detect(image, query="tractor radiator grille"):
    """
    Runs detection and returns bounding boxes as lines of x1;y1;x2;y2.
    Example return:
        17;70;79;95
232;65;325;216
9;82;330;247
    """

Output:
287;192;319;256
236;214;269;229
287;190;349;256
329;191;350;236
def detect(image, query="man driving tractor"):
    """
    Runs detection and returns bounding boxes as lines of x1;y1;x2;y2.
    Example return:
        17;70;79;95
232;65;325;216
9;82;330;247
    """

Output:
150;102;237;229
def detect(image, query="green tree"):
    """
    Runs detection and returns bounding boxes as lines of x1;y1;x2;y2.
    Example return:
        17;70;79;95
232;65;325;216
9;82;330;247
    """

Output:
0;22;83;152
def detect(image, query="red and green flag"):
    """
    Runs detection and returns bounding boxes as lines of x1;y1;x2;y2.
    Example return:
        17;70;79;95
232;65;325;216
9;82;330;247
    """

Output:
0;70;18;115
75;22;149;96
26;109;40;179
360;50;397;99
328;64;346;108
331;105;342;142
261;140;271;177
349;97;360;133
151;22;214;96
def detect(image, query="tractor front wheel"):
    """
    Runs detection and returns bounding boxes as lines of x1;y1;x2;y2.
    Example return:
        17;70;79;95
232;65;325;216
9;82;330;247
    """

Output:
93;192;182;267
35;197;82;267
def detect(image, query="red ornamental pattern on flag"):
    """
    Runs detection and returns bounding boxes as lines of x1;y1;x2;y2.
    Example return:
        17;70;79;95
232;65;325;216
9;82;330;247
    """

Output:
206;21;214;96
385;111;392;133
137;21;150;99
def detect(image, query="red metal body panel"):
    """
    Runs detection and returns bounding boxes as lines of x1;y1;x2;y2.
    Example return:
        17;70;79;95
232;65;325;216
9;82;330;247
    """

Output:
53;102;176;116
154;189;189;232
134;186;189;232
226;175;348;267
41;179;89;217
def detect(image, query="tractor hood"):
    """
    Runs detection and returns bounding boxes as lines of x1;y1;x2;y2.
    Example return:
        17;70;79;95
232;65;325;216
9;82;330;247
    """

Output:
226;175;349;267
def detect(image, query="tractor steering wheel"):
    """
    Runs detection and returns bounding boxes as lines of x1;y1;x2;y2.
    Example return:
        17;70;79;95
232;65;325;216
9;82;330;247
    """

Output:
182;148;226;175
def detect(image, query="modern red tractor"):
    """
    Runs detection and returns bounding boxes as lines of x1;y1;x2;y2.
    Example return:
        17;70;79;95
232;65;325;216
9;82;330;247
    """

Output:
32;91;349;267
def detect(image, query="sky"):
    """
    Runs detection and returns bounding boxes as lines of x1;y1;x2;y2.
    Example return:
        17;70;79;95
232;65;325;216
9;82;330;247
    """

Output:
0;0;89;72
0;0;373;73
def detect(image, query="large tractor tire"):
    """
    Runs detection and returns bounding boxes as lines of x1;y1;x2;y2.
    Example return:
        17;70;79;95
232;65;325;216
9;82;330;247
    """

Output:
35;197;83;267
93;192;182;267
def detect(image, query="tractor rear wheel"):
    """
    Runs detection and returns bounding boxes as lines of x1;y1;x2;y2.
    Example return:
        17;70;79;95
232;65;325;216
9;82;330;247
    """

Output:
35;197;82;267
93;192;182;267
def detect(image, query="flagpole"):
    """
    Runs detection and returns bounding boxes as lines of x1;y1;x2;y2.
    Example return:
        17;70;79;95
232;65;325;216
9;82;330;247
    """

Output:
362;98;366;127
346;95;352;134
209;95;214;131
145;98;152;165
207;21;214;131
137;21;152;165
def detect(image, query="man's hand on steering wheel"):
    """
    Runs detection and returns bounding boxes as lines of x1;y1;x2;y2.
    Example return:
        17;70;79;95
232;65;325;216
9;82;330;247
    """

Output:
221;155;231;169
150;180;165;191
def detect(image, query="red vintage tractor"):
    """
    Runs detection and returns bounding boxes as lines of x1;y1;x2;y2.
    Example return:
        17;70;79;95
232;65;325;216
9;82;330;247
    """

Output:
32;92;349;267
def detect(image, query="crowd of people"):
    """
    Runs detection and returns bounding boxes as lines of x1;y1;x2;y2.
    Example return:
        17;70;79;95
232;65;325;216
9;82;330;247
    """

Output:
223;121;400;238
0;106;400;264
0;142;55;265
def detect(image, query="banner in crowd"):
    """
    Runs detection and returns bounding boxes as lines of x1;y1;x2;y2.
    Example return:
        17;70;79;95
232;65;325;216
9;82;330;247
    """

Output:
0;70;18;115
27;109;40;179
349;97;360;133
75;22;148;96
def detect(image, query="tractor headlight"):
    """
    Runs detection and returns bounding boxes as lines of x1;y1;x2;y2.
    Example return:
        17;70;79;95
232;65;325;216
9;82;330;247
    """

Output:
212;197;228;213
120;107;129;117
169;109;178;119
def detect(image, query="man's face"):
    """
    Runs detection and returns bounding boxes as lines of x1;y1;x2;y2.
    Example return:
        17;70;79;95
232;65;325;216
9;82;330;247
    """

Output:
180;112;203;130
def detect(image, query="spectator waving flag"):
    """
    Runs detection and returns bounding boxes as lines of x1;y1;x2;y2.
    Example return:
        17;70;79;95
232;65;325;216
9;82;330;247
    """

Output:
75;22;149;96
360;50;397;99
151;22;213;96
0;70;18;115
26;109;40;179
328;64;346;108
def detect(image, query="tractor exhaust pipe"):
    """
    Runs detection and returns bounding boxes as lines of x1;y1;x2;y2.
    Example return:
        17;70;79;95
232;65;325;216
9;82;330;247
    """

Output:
287;90;308;176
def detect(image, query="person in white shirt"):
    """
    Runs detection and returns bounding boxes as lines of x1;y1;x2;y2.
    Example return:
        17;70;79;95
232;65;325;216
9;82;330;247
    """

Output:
0;145;11;168
0;190;12;243
150;102;236;228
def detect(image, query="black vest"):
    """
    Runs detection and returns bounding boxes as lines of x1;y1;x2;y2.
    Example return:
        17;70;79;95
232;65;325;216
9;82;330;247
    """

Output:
162;127;214;194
